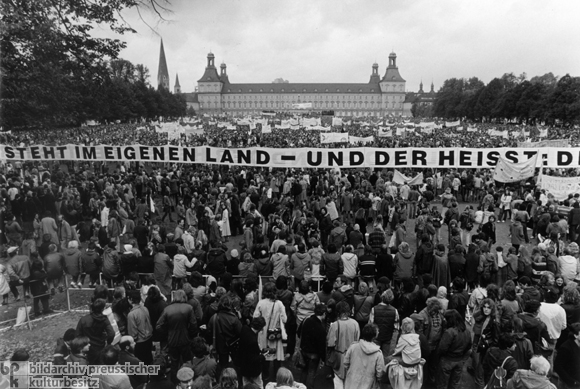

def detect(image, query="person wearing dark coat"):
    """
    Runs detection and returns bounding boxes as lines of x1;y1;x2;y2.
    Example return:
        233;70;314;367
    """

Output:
76;298;115;364
207;294;243;377
482;333;519;384
299;304;328;389
415;235;435;276
554;323;580;389
29;256;51;316
144;285;167;341
448;245;467;280
118;336;147;389
156;290;198;380
206;245;228;279
239;317;266;387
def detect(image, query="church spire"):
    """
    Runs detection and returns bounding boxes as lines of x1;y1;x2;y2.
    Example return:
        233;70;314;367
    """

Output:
174;73;181;94
157;39;170;90
419;79;424;93
430;80;434;93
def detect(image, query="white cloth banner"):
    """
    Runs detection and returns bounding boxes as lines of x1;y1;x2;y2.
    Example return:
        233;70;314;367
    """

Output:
261;125;272;134
446;120;460;127
2;145;578;169
332;118;343;126
467;127;478;132
302;118;321;127
320;132;349;144
493;154;538;183
392;170;424;185
396;127;405;136
378;128;392;137
539;175;580;201
419;122;436;128
538;128;548;138
349;136;374;145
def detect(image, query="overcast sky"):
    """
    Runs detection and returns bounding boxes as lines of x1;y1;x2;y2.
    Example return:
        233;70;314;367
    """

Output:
109;0;580;93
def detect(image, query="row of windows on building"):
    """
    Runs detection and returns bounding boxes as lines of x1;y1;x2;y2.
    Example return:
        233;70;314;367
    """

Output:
200;101;404;109
219;85;405;93
199;110;397;117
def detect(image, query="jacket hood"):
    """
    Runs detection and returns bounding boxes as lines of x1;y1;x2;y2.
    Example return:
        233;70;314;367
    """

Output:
399;333;421;347
510;370;552;389
302;292;319;303
434;250;445;258
295;252;309;260
90;312;109;323
258;256;270;265
399;251;413;260
359;339;381;355
64;248;79;256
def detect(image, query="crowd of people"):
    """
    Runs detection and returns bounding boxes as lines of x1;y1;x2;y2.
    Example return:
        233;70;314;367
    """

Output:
1;117;580;389
0;115;578;151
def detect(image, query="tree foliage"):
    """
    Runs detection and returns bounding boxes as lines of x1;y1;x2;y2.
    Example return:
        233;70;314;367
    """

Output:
432;72;580;124
0;0;184;129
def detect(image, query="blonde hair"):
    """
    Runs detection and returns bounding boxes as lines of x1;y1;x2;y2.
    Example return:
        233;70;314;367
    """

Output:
401;317;415;334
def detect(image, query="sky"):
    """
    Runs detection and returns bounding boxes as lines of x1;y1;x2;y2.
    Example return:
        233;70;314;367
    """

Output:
103;0;580;93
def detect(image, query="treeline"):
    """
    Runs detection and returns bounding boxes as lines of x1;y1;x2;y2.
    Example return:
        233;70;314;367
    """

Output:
1;0;186;131
427;72;580;124
1;58;186;130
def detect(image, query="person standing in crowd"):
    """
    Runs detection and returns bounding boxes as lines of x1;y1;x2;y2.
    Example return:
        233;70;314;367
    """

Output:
368;289;399;356
327;300;360;389
239;316;266;388
507;355;556;389
253;282;286;382
554;322;580;389
126;290;153;365
437;309;472;389
76;298;115;364
343;323;385;389
299;303;326;389
156;289;198;379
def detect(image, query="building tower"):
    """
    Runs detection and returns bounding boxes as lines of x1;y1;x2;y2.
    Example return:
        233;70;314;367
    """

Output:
157;39;170;90
379;52;406;116
430;81;435;93
369;62;380;83
419;80;424;94
174;73;181;94
219;62;230;84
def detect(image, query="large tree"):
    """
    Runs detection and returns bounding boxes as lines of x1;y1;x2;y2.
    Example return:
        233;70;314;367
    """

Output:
0;0;172;129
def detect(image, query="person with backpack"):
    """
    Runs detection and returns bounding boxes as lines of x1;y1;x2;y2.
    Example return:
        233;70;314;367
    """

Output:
478;245;499;286
482;333;519;388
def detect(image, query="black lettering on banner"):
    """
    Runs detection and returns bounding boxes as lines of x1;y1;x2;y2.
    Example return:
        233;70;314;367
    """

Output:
56;146;67;158
477;151;483;166
139;146;150;160
4;147;14;159
349;151;364;166
375;151;389;165
104;146;115;160
307;151;322;166
16;148;26;159
152;147;164;161
30;146;41;159
558;151;572;166
168;147;179;161
487;151;500;166
183;148;195;162
257;150;270;165
411;150;427;166
394;150;406;166
237;150;251;164
206;148;216;162
82;147;97;160
43;147;55;159
459;150;471;166
75;146;80;159
523;150;538;160
220;150;234;163
505;150;518;164
124;147;135;160
439;150;454;166
116;147;122;160
328;151;343;166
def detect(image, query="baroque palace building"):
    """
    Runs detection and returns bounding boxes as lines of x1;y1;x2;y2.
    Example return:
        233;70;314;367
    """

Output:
194;51;407;117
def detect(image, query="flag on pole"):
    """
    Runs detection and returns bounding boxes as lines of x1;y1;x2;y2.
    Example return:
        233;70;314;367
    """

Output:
493;154;538;183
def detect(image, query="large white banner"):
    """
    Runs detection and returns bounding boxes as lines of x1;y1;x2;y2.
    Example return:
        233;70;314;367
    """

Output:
446;120;460;127
348;136;374;145
539;174;580;201
320;132;349;144
2;145;579;169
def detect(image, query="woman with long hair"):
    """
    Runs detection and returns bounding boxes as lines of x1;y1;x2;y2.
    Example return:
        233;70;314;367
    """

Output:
253;282;287;382
469;298;499;389
327;300;360;389
265;367;306;389
437;309;472;389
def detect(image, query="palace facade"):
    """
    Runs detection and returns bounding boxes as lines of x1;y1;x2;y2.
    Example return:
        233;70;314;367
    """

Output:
194;52;407;117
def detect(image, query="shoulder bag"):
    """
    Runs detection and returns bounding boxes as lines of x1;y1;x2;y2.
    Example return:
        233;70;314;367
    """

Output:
326;321;342;371
266;301;282;340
